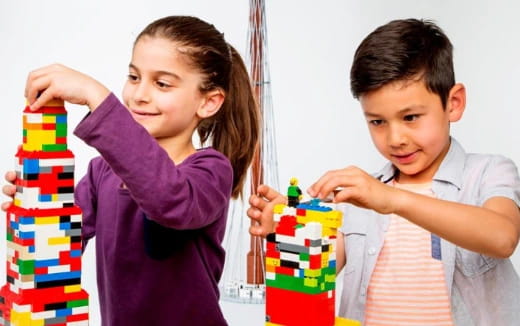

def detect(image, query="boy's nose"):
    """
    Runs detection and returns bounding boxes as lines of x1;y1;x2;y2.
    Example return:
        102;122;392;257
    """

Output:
387;124;408;147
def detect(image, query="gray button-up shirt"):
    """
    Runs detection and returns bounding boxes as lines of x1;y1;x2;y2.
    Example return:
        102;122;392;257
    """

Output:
338;138;520;325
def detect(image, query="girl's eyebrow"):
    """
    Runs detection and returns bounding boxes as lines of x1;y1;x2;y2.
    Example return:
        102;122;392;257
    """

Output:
128;63;182;81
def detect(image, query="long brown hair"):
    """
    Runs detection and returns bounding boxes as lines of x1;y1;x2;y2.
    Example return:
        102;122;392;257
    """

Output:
136;16;260;198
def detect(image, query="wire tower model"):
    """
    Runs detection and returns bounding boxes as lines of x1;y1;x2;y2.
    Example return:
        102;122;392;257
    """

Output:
0;99;89;325
220;0;279;303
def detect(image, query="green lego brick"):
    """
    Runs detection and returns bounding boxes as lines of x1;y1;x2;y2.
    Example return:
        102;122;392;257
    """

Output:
67;298;89;308
42;144;67;152
18;259;35;275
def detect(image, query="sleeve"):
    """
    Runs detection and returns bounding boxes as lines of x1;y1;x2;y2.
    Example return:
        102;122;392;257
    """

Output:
75;159;99;250
73;93;233;230
479;155;520;207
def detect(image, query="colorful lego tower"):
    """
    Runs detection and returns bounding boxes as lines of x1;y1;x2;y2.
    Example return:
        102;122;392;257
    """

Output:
265;180;359;326
0;99;89;325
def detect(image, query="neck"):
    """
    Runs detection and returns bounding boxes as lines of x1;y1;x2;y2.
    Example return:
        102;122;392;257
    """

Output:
156;136;197;164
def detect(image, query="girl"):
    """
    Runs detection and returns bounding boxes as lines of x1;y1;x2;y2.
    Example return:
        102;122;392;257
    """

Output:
11;16;259;325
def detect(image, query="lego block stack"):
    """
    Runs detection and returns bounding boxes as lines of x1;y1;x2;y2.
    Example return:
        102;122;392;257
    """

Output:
265;181;360;326
0;99;89;325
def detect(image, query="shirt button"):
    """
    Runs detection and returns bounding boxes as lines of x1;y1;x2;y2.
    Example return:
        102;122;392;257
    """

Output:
368;247;376;255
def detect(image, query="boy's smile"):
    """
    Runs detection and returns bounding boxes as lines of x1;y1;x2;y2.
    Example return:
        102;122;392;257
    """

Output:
360;78;465;183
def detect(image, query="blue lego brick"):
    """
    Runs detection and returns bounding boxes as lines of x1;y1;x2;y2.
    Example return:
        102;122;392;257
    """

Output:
60;222;71;230
56;308;73;317
19;217;35;224
35;259;60;268
23;159;40;174
18;231;35;239
35;271;81;282
70;250;81;258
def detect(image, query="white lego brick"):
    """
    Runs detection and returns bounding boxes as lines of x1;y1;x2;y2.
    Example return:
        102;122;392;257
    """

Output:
266;272;276;280
48;265;70;273
25;113;43;123
32;310;56;319
38;158;75;167
12;303;31;313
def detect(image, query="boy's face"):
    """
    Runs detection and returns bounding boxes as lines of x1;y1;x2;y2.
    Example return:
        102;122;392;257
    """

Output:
360;79;454;184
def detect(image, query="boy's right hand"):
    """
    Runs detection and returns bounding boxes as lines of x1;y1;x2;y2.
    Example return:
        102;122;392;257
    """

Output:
2;171;17;212
247;184;287;237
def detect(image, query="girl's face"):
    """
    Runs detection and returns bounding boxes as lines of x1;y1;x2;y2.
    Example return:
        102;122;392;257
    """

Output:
122;36;206;148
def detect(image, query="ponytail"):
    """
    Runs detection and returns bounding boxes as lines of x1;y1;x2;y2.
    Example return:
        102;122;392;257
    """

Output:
198;45;260;199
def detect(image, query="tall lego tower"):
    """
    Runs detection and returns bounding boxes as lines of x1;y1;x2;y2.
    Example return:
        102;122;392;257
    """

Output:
0;99;89;325
265;180;360;326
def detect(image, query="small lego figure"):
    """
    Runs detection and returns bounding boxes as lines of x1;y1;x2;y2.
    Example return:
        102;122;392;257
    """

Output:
287;177;302;207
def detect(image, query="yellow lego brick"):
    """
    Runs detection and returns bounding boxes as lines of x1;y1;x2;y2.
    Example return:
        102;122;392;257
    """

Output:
322;226;337;237
321;253;329;268
335;316;361;326
42;115;57;123
48;236;70;245
303;277;318;287
266;322;283;326
11;310;44;326
266;257;280;267
273;204;285;214
304;268;322;277
65;284;82;293
35;216;60;224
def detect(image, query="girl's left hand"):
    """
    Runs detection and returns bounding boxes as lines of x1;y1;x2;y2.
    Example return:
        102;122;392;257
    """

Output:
25;63;110;112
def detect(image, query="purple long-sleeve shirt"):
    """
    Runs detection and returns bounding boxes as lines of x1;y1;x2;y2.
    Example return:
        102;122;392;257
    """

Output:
74;93;232;326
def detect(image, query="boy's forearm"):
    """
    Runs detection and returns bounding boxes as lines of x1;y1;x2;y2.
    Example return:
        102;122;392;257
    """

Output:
393;189;520;258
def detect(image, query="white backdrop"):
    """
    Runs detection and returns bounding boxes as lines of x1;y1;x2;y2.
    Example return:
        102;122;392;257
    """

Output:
1;1;519;325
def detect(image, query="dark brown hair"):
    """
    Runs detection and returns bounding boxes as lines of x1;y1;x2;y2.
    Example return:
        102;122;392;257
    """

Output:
136;16;260;198
350;18;454;108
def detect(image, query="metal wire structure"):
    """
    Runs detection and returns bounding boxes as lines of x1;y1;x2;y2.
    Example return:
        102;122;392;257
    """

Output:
220;0;279;304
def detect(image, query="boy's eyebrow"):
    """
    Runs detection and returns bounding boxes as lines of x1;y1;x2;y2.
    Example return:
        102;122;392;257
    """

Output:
128;63;182;81
364;105;426;117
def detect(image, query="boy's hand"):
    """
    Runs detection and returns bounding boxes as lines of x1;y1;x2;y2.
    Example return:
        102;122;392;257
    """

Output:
2;171;17;211
25;64;110;112
247;184;287;237
308;166;398;215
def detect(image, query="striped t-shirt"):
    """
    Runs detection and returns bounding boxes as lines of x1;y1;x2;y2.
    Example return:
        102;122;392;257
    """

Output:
364;182;454;326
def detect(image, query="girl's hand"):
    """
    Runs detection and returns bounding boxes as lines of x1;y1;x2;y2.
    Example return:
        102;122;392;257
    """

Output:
25;64;110;112
247;184;287;237
1;171;17;212
308;166;399;215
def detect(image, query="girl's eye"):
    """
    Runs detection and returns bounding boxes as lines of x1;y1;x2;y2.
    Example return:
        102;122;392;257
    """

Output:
370;119;383;126
404;114;419;122
156;81;171;88
127;74;139;82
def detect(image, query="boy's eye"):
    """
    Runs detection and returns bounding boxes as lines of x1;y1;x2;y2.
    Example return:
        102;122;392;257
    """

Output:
369;119;383;126
404;114;419;122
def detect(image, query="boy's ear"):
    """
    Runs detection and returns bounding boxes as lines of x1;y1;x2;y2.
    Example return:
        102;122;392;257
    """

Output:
198;89;225;119
447;83;466;122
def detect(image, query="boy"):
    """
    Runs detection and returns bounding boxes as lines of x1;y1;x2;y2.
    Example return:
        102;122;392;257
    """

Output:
248;19;520;325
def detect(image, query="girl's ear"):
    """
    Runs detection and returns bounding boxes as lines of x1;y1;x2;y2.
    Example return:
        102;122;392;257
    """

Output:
198;89;225;119
447;83;466;122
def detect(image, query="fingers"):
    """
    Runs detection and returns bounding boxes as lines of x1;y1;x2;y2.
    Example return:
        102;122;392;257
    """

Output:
256;184;284;202
2;184;16;197
1;201;12;212
5;170;16;183
26;65;53;108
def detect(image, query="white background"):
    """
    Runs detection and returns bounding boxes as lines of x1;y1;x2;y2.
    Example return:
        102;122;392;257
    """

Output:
1;1;519;325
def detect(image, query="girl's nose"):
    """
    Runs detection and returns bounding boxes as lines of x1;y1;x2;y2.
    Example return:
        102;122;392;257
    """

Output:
133;82;151;104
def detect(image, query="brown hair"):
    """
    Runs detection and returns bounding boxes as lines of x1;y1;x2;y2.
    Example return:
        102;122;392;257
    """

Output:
136;16;260;198
350;18;454;108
